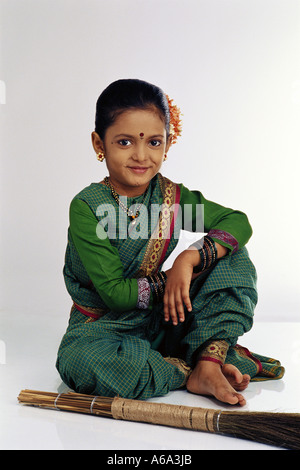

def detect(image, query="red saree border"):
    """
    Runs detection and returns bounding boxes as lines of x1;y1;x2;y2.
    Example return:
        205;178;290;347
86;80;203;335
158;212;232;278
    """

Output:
234;344;263;373
73;302;106;320
199;356;224;366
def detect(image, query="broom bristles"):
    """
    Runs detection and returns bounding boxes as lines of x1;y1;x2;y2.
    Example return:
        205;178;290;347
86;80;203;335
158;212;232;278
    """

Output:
18;390;300;450
219;411;300;450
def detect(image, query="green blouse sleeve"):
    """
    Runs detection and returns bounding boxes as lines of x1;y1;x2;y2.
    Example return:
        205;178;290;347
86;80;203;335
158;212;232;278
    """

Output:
69;198;151;312
179;184;252;253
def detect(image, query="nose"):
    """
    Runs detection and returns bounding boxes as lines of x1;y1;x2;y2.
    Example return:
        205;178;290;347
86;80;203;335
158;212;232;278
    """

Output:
132;142;148;162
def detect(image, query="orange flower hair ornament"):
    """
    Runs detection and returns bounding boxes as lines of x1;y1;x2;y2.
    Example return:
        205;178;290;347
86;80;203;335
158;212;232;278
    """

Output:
165;94;182;145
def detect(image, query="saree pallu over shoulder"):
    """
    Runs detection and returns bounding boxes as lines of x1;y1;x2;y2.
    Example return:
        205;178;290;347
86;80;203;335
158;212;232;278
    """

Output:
135;174;181;277
71;173;181;278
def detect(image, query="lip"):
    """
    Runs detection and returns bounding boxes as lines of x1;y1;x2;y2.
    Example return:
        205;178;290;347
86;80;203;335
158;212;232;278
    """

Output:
128;166;149;174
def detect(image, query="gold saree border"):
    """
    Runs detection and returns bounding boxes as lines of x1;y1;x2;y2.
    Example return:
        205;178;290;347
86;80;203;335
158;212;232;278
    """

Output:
198;340;229;366
136;174;181;277
164;357;192;387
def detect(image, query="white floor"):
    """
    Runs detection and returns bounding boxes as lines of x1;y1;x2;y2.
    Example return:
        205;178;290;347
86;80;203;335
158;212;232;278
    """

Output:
0;310;299;450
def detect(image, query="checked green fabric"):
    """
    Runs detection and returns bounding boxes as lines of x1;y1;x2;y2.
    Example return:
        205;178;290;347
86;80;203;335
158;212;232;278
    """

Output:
56;175;284;400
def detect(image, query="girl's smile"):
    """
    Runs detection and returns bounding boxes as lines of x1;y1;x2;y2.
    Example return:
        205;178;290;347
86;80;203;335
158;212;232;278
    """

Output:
128;166;150;174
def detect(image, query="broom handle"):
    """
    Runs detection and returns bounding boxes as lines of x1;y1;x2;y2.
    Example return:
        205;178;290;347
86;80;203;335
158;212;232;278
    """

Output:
111;397;220;433
18;390;220;432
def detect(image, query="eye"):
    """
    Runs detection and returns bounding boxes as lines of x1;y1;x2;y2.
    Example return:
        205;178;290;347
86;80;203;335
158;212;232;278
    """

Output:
149;139;162;147
118;139;132;147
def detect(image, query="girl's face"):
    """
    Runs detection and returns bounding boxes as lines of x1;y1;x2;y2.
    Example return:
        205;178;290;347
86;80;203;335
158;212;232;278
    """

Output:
92;108;171;197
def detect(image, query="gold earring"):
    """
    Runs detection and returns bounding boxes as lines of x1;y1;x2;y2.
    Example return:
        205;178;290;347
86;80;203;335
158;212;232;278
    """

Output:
97;151;105;162
163;154;168;161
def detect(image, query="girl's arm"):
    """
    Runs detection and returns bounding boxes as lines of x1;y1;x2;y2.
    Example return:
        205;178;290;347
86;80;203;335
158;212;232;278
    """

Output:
163;184;252;325
68;198;152;312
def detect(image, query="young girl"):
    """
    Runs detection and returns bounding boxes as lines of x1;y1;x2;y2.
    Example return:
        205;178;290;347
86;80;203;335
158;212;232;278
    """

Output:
56;79;284;405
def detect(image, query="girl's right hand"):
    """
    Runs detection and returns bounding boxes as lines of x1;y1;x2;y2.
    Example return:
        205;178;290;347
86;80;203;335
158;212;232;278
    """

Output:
163;250;197;325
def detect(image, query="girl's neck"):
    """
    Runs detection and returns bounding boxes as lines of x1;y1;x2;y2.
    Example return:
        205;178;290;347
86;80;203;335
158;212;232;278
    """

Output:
102;177;150;198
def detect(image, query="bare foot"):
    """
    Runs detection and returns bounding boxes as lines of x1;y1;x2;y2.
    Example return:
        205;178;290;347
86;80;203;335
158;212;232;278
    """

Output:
222;364;250;391
186;360;249;406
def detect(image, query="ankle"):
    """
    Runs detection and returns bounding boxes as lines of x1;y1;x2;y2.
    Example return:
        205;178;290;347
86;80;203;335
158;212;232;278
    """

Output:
194;359;222;375
197;340;229;366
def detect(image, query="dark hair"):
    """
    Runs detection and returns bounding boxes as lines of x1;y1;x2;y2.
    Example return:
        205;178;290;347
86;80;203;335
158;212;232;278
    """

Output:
94;79;170;140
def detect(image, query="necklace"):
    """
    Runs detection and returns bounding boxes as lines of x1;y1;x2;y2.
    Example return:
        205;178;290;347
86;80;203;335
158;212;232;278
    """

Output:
104;177;146;224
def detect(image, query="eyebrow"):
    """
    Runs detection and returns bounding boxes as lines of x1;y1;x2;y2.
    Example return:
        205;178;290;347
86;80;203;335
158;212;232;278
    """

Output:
113;134;165;139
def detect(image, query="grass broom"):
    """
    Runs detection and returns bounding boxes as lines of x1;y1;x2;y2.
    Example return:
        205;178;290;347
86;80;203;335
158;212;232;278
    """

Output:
18;389;300;450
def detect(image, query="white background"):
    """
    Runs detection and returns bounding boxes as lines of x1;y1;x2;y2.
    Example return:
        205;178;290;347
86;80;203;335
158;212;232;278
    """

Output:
1;0;300;322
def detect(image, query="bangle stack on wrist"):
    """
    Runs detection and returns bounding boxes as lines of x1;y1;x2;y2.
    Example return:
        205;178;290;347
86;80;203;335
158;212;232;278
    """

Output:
146;271;167;303
192;236;218;273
